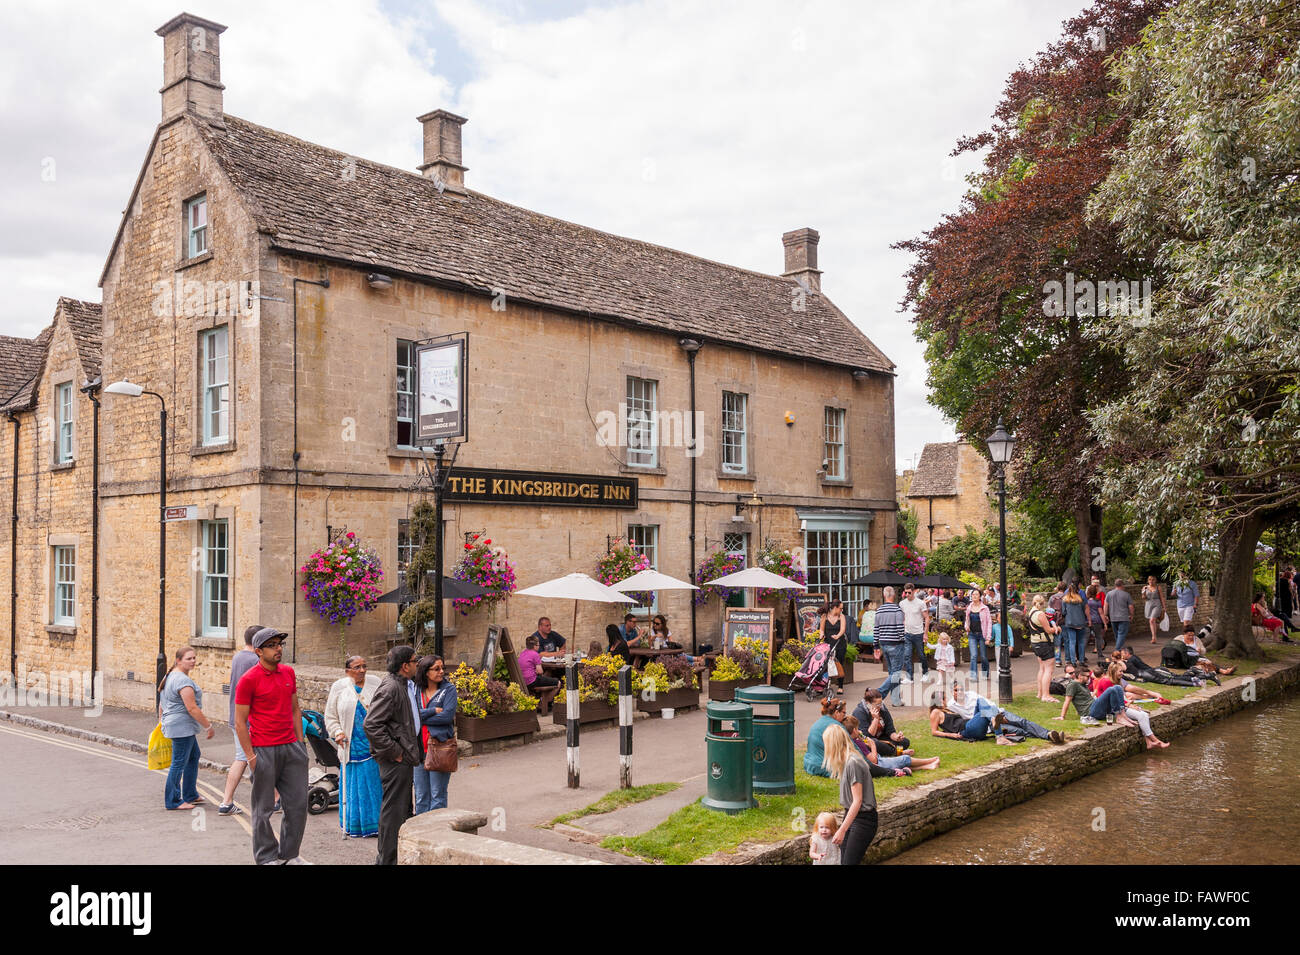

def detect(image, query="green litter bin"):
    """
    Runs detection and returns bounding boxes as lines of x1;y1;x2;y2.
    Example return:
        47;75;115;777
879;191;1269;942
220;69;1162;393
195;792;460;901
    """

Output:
736;684;796;795
702;700;757;814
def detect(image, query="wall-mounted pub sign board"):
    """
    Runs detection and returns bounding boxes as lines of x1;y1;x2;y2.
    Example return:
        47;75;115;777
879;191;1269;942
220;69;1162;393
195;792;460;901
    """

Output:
443;468;638;509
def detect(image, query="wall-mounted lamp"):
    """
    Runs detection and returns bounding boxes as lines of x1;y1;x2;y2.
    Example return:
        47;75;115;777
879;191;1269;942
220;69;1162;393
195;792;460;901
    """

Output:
852;369;869;381
366;273;393;290
784;411;795;427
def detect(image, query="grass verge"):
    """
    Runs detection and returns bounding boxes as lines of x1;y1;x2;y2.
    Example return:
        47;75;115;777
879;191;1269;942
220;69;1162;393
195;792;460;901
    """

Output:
546;782;681;828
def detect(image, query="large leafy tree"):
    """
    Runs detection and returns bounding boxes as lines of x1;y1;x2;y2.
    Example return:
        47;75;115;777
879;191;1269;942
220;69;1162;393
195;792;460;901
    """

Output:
897;0;1168;577
1087;0;1300;657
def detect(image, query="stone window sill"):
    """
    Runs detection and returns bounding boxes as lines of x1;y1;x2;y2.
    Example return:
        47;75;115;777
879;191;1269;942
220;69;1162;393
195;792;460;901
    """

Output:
191;441;236;456
717;469;755;482
820;478;854;490
176;251;214;272
192;634;234;650
620;464;666;477
51;460;76;471
45;624;77;637
388;447;429;460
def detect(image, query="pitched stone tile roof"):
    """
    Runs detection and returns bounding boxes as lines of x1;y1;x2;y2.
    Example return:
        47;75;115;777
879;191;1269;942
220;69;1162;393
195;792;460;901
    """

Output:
0;326;54;412
60;297;103;381
906;441;960;497
198;115;893;374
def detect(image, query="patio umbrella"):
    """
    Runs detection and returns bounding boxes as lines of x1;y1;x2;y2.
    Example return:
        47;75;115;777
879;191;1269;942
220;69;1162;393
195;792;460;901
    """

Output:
376;575;489;604
611;569;699;593
515;572;637;655
845;569;913;588
915;574;981;591
704;567;808;591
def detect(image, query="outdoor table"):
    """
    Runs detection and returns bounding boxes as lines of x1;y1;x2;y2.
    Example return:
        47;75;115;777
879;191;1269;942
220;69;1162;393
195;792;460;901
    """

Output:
626;646;682;669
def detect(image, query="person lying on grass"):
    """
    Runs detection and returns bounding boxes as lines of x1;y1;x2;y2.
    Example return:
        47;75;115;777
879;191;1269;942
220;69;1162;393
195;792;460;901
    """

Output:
946;680;1066;745
842;716;941;774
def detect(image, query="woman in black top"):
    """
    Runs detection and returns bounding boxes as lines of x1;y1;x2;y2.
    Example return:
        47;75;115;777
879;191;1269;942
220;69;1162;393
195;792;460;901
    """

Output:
819;600;848;696
605;624;630;663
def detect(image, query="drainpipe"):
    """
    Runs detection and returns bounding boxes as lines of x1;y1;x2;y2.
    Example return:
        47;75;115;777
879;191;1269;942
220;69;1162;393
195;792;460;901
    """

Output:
82;379;101;700
7;412;17;681
291;275;330;663
678;339;702;654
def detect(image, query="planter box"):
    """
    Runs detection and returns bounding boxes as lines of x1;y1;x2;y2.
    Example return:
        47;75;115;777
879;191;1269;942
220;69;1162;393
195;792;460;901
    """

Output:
455;710;540;744
637;685;701;714
708;677;763;701
841;660;856;684
551;699;619;725
771;674;794;690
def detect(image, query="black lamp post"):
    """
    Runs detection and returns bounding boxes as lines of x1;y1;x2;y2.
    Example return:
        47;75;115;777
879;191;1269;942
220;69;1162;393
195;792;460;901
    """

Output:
105;380;168;705
986;418;1016;704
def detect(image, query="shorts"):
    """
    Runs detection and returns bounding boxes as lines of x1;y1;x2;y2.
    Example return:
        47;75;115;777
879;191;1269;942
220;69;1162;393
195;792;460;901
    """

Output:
1030;641;1055;661
233;738;248;763
1178;606;1196;623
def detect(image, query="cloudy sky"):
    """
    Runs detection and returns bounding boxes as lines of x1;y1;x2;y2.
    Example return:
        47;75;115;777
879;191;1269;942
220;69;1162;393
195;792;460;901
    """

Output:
0;0;1088;470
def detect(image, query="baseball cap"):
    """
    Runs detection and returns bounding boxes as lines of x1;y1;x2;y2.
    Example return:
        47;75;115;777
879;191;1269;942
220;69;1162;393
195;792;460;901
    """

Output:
252;627;289;648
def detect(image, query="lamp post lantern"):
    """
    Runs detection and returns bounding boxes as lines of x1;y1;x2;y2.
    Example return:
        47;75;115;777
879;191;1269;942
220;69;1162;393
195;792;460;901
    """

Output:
986;418;1016;704
105;380;168;704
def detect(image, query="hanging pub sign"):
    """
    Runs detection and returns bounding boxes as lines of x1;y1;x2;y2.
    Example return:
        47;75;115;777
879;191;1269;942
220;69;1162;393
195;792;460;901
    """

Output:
443;467;638;509
415;335;467;444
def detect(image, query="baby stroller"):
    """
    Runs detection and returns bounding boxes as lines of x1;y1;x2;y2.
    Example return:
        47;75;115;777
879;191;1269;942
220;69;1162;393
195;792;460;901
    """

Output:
302;710;340;815
790;642;833;701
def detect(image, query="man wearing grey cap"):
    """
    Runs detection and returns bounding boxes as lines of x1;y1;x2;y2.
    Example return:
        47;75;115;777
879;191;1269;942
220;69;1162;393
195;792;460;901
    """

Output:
233;627;310;864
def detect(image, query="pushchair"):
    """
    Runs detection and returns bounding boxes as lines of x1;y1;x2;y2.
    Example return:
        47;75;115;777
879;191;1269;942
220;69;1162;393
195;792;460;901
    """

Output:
789;642;833;701
302;710;340;815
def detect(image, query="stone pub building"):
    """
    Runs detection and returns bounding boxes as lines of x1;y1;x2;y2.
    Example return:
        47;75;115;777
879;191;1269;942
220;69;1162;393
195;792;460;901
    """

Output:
0;13;897;714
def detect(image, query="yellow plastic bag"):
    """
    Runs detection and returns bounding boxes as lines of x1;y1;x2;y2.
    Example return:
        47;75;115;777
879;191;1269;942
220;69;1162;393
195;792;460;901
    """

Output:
148;723;172;770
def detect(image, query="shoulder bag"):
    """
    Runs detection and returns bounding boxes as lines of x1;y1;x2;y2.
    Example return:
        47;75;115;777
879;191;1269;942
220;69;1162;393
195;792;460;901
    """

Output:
421;686;459;773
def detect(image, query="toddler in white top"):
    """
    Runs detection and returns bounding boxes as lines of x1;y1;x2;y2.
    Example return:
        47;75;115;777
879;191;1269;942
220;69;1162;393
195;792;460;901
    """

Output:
809;811;841;865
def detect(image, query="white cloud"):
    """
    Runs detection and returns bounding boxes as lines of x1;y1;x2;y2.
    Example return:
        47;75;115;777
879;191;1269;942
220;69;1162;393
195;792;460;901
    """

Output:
0;0;1089;469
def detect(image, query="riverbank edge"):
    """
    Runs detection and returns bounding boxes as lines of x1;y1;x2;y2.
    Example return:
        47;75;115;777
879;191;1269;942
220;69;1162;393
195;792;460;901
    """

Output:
698;655;1300;865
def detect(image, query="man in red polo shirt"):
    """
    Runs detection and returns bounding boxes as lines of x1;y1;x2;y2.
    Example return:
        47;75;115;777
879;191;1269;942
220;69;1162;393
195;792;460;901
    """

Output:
234;627;308;865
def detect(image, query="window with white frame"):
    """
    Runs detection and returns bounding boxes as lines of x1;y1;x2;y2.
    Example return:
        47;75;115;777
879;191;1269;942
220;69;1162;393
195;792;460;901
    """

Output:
397;340;415;447
52;545;76;626
626;377;658;468
823;407;846;480
397;520;418;576
185;194;208;258
803;528;869;620
627;524;659;614
201;519;229;637
722;392;747;473
55;382;74;463
201;326;229;444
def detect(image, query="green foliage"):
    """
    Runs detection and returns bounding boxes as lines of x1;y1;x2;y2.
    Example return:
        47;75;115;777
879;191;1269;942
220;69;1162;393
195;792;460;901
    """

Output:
844;643;859;664
547;783;682;828
772;647;801;676
897;506;920;549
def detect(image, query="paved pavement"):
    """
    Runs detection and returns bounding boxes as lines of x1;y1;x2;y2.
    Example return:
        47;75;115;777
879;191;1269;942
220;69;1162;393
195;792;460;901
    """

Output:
0;642;1158;863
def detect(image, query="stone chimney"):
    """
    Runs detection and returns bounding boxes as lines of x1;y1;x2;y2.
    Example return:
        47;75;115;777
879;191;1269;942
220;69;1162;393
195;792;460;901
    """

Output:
417;109;468;194
156;13;227;126
782;227;822;292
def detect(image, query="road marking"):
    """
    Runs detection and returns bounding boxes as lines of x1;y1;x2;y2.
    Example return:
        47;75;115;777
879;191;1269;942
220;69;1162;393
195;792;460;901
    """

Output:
0;724;255;838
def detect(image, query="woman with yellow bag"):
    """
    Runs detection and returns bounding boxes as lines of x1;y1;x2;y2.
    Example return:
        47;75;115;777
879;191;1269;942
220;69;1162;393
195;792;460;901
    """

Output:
158;646;215;810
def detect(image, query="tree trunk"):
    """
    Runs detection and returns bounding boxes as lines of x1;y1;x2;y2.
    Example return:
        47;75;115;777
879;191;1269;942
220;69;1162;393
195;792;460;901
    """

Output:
1207;513;1266;659
1074;503;1104;583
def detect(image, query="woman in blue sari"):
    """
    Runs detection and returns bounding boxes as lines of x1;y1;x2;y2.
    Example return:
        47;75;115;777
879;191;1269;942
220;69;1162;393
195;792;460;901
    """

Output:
324;655;384;837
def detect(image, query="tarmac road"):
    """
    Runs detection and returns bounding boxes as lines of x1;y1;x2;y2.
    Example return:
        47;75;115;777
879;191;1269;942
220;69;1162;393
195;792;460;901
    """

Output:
0;723;376;865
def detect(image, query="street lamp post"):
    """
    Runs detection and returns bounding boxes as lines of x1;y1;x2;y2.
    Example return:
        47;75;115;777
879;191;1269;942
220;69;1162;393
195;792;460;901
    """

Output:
105;380;168;704
986;418;1016;704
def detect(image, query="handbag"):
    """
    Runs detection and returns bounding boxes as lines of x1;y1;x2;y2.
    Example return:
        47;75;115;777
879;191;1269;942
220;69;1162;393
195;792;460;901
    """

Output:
147;723;172;770
1159;612;1170;632
423;736;458;773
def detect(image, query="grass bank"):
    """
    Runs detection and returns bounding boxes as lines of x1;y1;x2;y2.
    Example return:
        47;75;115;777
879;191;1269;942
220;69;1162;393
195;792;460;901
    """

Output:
546;782;681;828
603;646;1295;864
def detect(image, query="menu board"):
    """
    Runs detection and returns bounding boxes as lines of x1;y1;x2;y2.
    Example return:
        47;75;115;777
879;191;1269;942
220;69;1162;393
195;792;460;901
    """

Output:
725;607;776;683
793;593;828;638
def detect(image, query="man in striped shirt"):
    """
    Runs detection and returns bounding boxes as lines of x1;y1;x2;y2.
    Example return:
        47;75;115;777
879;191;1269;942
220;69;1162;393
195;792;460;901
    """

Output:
872;587;908;706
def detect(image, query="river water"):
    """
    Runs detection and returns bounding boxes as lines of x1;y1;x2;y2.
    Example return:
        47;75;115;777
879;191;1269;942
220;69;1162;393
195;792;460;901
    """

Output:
884;692;1300;865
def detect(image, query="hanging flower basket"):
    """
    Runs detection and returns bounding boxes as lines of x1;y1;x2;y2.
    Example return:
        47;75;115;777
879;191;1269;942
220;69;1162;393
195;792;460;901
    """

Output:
298;533;384;656
754;543;807;601
694;549;746;605
595;540;651;605
450;533;517;616
887;543;927;578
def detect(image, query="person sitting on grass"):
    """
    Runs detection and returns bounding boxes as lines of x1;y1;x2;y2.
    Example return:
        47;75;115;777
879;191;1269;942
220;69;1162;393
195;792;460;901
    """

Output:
1119;646;1203;688
1087;677;1170;749
843;715;941;774
852;688;911;755
1054;663;1102;725
1167;627;1237;676
804;697;850;777
946;680;1065;745
1094;661;1171;706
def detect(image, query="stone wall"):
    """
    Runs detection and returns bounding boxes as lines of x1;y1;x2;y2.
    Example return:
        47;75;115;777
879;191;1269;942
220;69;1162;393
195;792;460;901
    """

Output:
702;654;1300;864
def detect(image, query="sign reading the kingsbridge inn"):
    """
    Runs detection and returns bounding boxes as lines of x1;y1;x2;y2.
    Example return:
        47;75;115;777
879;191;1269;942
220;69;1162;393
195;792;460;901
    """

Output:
443;468;638;508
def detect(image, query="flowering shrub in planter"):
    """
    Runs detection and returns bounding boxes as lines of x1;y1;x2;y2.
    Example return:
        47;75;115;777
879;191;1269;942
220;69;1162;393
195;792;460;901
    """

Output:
555;653;625;705
596;540;651;605
887;543;927;578
451;533;517;616
449;662;537;718
712;647;763;682
299;532;384;656
694;549;745;605
772;647;801;676
754;543;807;601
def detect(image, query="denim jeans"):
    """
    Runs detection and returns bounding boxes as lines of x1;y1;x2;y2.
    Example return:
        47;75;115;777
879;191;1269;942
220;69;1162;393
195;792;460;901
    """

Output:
1053;627;1064;662
164;734;200;808
905;632;929;675
1088;685;1126;721
412;765;450;814
877;754;912;771
997;711;1052;741
1112;620;1130;651
877;643;910;705
961;714;991;740
1064;627;1086;665
968;635;989;677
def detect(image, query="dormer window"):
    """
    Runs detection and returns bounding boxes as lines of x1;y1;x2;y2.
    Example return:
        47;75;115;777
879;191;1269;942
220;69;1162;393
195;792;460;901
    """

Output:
185;194;208;258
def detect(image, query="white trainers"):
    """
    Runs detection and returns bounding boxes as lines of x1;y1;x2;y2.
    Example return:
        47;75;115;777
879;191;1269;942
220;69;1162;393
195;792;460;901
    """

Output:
284;856;313;865
898;675;913;685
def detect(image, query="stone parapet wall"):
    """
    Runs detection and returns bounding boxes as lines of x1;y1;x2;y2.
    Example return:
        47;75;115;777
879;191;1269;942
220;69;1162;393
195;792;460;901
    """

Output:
703;653;1300;865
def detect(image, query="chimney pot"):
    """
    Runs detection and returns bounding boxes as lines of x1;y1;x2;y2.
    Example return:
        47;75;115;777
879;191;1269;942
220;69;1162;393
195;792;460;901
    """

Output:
156;13;228;126
782;227;822;292
417;109;468;194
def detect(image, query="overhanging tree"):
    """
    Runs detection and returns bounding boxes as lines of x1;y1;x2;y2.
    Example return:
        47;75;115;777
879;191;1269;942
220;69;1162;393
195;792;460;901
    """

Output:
896;0;1168;578
1086;0;1300;657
